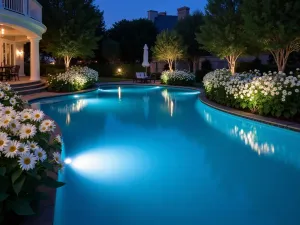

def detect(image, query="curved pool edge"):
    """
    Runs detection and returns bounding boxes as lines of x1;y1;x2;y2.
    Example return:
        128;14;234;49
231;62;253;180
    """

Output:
199;92;300;133
23;87;99;102
26;83;202;103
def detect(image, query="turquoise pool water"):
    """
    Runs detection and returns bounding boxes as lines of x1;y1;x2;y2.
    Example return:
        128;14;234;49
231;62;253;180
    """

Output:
31;85;300;225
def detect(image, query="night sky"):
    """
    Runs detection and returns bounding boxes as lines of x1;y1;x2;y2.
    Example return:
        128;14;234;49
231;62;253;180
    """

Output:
95;0;207;28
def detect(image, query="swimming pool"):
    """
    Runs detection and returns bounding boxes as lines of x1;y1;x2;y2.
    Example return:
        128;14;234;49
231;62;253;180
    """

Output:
31;85;300;225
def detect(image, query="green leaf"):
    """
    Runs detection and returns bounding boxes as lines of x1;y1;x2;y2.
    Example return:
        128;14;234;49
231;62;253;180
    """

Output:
0;176;10;193
13;176;26;195
0;167;6;176
43;176;65;188
11;169;23;184
42;161;53;170
0;193;9;202
9;199;35;216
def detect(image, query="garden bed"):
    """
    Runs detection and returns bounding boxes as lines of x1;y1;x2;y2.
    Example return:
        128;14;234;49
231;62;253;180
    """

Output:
203;69;300;121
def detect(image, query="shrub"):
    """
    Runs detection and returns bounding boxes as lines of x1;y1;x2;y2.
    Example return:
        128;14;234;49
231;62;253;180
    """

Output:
161;70;196;86
0;83;64;222
203;68;300;119
47;66;98;92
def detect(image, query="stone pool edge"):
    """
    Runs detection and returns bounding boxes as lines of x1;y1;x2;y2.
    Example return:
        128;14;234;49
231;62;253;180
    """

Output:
199;92;300;133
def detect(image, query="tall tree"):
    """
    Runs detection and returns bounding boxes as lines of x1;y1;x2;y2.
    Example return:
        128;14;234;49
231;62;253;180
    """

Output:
175;11;208;72
40;0;104;69
101;38;120;63
196;0;245;74
108;19;158;63
152;31;186;71
242;0;300;72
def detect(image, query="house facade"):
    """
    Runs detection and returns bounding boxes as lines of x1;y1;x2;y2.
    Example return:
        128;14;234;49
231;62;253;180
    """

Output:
0;0;46;80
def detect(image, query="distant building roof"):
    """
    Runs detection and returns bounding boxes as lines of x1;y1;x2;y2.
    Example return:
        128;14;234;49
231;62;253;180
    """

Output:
154;15;178;32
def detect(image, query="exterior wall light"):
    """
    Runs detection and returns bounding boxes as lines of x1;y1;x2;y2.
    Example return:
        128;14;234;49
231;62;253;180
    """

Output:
16;50;24;57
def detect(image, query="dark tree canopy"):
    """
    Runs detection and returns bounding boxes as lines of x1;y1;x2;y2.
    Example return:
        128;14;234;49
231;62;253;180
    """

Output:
40;0;104;68
196;0;246;74
242;0;300;72
108;19;158;63
175;11;208;62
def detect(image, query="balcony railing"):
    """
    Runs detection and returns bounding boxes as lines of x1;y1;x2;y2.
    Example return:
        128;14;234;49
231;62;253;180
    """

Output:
0;0;42;22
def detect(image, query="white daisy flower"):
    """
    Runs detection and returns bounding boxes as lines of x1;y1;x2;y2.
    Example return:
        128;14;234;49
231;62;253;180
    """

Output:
27;141;39;150
32;110;44;122
2;106;16;117
39;124;49;133
20;111;32;121
9;98;17;106
18;153;37;171
4;96;9;100
41;119;56;132
53;152;61;163
35;148;47;162
55;135;62;144
0;132;9;151
3;85;11;91
3;140;20;158
19;124;37;139
18;143;30;155
9;120;21;133
0;115;11;128
0;91;4;98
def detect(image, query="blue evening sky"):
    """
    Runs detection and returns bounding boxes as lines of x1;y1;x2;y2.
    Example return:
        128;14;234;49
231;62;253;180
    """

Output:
95;0;207;28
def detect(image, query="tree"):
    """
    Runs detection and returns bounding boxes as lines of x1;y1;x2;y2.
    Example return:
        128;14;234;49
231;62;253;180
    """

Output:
242;0;300;72
101;38;120;63
196;0;245;74
175;11;208;72
152;31;186;72
108;19;158;63
39;0;104;69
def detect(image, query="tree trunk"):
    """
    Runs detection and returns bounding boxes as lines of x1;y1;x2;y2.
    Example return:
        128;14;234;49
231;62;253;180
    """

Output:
193;57;198;73
168;59;173;71
64;56;72;70
270;49;289;73
225;55;237;75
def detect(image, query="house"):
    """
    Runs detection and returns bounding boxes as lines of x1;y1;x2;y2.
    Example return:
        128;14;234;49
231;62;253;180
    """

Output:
147;7;190;32
0;0;46;80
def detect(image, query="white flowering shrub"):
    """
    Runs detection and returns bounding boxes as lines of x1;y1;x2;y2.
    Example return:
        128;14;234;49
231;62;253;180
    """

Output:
203;68;300;118
48;66;98;92
0;82;27;110
161;70;196;86
0;83;64;220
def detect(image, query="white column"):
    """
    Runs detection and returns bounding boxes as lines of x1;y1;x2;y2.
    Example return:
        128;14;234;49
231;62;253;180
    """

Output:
15;42;25;76
29;37;41;81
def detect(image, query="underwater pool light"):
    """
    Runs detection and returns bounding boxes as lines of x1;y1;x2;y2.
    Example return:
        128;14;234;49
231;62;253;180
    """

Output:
64;158;72;164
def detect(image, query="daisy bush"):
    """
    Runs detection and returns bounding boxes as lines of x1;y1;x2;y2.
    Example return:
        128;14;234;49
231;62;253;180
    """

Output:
48;66;98;92
203;68;300;119
161;70;196;86
0;82;64;221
